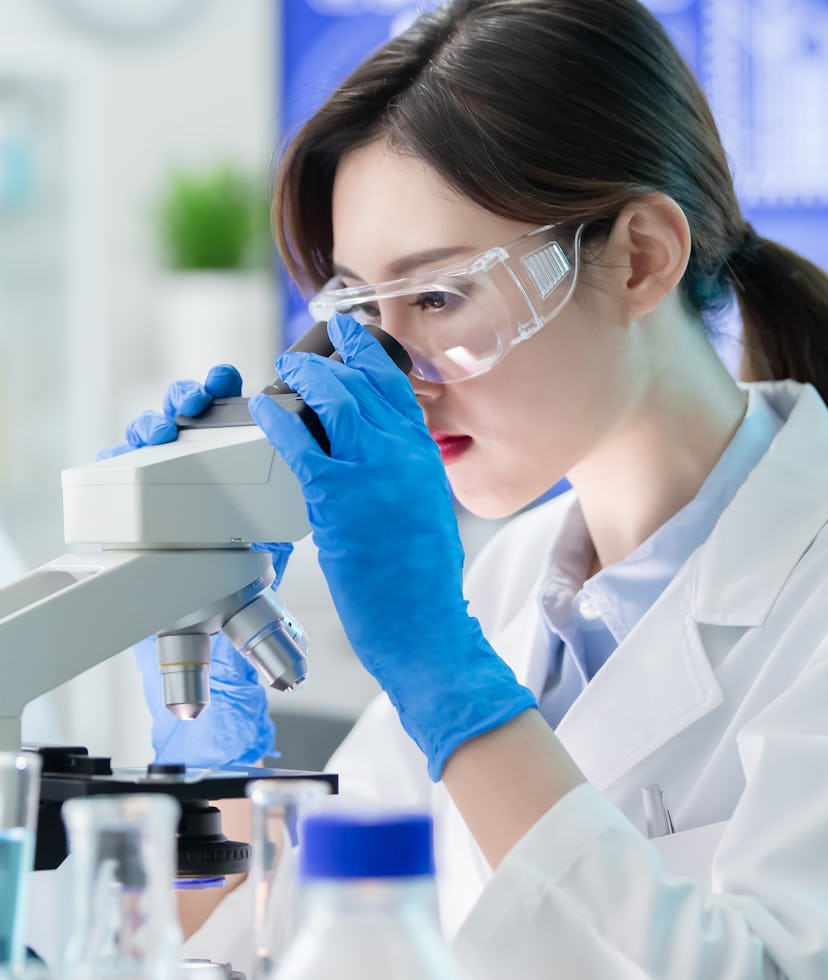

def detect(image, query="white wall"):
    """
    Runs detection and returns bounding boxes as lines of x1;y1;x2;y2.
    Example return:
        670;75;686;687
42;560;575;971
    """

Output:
0;0;281;564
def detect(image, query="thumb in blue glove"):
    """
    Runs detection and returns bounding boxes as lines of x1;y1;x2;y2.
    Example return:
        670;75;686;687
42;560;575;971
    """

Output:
249;314;536;781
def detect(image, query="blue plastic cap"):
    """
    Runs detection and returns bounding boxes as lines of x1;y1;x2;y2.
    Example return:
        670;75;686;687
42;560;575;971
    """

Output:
300;812;435;880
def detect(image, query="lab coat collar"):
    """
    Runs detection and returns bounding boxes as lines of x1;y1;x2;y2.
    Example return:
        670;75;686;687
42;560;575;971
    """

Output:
547;382;828;789
692;381;828;627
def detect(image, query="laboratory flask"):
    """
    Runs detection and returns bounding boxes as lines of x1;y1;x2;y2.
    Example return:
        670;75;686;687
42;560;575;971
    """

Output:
268;811;469;980
58;793;182;980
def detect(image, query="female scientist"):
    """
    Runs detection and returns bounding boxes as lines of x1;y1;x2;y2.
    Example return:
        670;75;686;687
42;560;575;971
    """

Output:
121;0;828;976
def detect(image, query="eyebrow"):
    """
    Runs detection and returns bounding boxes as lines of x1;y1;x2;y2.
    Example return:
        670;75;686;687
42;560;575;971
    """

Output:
333;245;478;282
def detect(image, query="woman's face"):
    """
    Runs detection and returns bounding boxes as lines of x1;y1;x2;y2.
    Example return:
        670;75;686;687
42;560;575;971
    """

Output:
331;141;637;519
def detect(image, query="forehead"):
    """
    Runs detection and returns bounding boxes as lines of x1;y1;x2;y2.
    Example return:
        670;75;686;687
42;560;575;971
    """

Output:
331;140;534;280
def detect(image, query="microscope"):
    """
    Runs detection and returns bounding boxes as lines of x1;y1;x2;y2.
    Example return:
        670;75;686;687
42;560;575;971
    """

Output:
0;320;411;879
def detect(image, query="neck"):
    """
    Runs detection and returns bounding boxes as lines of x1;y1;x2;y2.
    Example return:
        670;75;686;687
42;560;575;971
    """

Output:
569;320;747;571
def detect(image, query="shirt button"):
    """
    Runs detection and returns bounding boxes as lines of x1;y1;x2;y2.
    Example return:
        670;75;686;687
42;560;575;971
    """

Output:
577;596;601;621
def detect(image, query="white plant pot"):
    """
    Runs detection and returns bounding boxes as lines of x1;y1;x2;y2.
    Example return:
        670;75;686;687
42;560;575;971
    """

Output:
156;270;280;395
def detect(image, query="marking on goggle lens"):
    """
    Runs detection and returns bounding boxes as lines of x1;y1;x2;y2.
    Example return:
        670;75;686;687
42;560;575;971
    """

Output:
520;243;569;298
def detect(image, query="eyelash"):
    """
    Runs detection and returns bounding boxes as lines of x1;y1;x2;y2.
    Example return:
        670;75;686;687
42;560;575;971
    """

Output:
409;291;449;312
339;286;471;322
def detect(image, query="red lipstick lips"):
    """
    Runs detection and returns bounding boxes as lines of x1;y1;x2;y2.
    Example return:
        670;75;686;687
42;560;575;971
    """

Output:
431;431;472;465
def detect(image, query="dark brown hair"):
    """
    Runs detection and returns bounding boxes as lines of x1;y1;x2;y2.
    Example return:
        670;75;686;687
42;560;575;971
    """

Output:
274;0;828;399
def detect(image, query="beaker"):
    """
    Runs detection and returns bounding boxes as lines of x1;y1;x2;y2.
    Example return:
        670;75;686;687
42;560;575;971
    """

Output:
59;793;182;980
0;751;41;977
246;780;331;980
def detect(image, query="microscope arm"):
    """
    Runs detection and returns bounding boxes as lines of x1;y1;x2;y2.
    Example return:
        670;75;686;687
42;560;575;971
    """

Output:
0;423;311;751
0;548;276;750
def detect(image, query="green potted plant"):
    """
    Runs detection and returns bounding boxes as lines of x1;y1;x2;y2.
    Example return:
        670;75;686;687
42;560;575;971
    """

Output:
154;163;279;393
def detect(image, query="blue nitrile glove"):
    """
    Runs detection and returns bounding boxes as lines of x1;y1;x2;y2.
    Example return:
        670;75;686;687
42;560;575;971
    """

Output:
96;364;244;459
96;364;291;766
249;314;537;781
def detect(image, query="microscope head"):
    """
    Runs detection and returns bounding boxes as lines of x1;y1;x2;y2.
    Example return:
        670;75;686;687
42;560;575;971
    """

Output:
58;421;313;720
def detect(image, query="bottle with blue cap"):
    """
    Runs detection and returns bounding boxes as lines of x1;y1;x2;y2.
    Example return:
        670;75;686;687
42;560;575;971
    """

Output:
268;811;469;979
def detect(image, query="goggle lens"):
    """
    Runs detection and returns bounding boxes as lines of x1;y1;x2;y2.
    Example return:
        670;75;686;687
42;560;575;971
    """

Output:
308;225;582;383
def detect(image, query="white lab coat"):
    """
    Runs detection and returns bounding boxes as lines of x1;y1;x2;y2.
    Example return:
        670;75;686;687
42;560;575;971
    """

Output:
189;380;828;978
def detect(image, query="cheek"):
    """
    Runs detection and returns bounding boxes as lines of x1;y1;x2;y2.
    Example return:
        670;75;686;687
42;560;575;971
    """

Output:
441;384;563;518
439;320;616;516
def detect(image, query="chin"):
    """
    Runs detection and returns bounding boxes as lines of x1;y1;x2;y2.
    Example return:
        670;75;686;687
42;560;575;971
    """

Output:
451;485;533;522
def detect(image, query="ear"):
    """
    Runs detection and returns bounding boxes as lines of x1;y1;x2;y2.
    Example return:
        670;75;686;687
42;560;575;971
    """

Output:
606;194;691;321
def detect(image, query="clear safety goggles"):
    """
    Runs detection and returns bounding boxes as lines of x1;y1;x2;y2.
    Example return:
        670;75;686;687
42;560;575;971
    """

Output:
308;223;585;383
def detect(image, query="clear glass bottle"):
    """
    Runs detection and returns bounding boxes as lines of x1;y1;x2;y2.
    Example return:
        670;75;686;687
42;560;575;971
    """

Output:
58;794;182;980
269;811;469;980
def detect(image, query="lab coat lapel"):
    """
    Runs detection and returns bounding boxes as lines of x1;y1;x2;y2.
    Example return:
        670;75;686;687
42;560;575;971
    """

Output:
554;567;723;790
485;548;726;795
483;505;727;792
555;382;828;791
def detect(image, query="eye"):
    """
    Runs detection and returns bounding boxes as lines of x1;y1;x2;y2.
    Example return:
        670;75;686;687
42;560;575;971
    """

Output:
410;291;463;313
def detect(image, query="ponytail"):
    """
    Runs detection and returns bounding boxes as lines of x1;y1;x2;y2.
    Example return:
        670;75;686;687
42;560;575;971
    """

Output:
729;227;828;403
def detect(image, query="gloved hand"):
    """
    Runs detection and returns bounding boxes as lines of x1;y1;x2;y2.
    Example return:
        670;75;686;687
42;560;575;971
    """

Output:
249;314;536;781
99;364;290;767
96;362;293;575
96;364;245;460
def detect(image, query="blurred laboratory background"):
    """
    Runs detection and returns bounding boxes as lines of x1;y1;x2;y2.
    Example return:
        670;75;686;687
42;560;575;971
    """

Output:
1;0;826;767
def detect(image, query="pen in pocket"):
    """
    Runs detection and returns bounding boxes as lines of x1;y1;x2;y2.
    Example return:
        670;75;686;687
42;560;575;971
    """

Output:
642;783;674;838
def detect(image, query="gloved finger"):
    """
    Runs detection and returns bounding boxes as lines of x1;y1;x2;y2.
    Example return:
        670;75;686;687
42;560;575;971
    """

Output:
248;391;327;486
275;352;392;460
162;365;242;419
250;541;294;587
125;410;179;448
95;442;133;460
162;379;213;419
327;313;423;426
204;364;243;399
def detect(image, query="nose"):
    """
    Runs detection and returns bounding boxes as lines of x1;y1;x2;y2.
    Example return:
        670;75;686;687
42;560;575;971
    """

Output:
409;372;443;404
